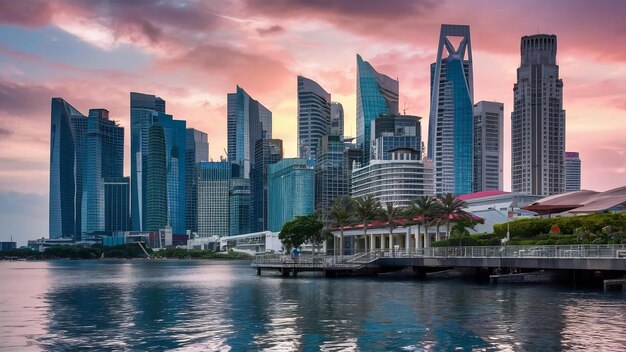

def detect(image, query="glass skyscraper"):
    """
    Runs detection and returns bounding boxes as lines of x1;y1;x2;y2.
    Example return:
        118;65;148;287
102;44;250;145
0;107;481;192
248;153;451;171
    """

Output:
49;98;87;240
315;135;348;214
297;75;331;160
185;128;209;235
356;54;399;165
251;138;283;232
428;24;474;195
145;124;168;232
330;102;344;137
268;158;315;232
197;161;232;238
371;114;421;161
104;177;130;233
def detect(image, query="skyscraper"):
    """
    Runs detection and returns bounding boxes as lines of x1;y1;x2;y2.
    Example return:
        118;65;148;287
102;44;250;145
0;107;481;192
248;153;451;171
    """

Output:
251;138;283;232
130;92;186;233
315;135;348;214
145;124;168;232
356;54;399;164
185;128;209;235
565;152;581;192
49;98;87;240
297;75;331;160
268;158;315;232
81;108;124;239
511;34;566;196
473;101;503;192
104;177;130;233
197;161;232;237
229;177;251;236
371;114;421;160
330;102;344;137
428;24;474;195
227;86;271;179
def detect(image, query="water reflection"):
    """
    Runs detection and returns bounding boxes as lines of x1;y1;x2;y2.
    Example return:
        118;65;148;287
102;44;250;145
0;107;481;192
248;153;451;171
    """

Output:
0;261;625;351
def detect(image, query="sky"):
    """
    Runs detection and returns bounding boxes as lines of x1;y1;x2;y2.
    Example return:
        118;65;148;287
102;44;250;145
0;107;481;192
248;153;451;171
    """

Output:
1;0;625;244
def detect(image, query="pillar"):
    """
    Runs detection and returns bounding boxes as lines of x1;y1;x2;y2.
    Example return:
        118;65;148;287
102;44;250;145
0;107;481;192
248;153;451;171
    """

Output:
381;234;386;250
389;232;393;249
405;227;411;254
370;234;374;251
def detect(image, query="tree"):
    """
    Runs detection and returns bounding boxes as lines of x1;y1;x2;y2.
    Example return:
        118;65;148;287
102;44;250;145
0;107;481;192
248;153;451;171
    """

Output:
329;195;354;257
278;215;324;254
354;196;381;252
380;202;400;250
450;218;478;246
409;196;442;247
438;193;468;240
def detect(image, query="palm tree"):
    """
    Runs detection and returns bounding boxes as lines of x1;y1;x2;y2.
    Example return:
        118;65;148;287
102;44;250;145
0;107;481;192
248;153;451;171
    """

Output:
409;196;442;247
380;202;400;251
438;193;469;240
354;195;381;253
329;196;354;258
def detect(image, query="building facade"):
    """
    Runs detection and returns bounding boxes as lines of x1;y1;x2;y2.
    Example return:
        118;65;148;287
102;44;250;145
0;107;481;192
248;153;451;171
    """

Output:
371;114;421;161
251;139;283;232
145;124;168;232
473;101;504;192
268;158;315;232
356;54;399;165
511;34;566;196
315;135;349;213
104;177;130;233
185;128;209;235
428;24;474;195
297;75;331;160
197;162;232;237
565;151;581;192
330;102;344;137
229;177;251;236
351;149;434;208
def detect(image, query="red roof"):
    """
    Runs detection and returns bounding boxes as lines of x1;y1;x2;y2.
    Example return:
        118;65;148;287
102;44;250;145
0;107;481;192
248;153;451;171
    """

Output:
458;190;509;201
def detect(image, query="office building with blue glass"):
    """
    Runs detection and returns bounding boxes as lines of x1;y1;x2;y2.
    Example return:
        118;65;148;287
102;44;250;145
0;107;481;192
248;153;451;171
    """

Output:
268;158;315;232
185;128;209;235
356;54;399;165
297;76;331;160
251;138;283;232
371;114;421;161
428;24;474;195
315;135;349;213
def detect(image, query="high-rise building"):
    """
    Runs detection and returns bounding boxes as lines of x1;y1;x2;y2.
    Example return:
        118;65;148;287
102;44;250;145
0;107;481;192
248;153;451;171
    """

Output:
49;98;87;240
428;24;474;195
251;139;283;232
371;114;421;161
104;177;130;233
351;149;434;208
229;177;251;236
343;138;363;195
315;135;349;213
268;158;315;232
185;128;209;235
511;34;566;196
473;101;503;192
356;54;399;165
145;124;168;232
197;162;232;238
330;102;344;137
130;92;186;233
227;86;271;179
565;152;581;192
297;76;331;160
81;109;124;240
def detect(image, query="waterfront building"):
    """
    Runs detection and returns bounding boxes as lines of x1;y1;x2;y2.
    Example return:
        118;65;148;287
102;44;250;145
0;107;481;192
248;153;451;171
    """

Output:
511;34;566;196
356;54;399;165
49;98;87;240
473;101;504;192
330;102;344;137
297;76;331;160
227;86;271;179
428;24;474;195
565;152;581;192
268;158;315;231
251;139;283;232
0;242;17;251
230;177;251;236
130;92;186;234
315;135;349;213
351;149;434;208
197;162;232;237
104;177;131;233
185;128;209;235
371;114;421;161
145;124;168;232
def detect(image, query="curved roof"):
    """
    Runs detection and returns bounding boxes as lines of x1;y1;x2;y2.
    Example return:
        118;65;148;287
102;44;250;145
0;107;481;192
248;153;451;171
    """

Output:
522;186;626;214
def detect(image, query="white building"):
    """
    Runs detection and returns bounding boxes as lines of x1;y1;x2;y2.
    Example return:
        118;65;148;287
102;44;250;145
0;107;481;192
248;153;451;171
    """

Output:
565;151;581;192
473;101;503;192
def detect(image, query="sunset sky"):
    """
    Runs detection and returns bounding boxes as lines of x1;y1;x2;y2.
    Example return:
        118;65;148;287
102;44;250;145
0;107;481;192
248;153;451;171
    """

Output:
1;0;625;243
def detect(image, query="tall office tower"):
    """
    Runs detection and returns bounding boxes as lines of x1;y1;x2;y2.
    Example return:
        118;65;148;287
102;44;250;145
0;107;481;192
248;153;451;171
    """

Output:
185;128;209;235
251;138;283;232
49;98;87;240
104;177;130;233
428;24;474;195
197;162;233;237
356;54;399;164
81;109;124;239
229;177;251;236
130;92;186;233
342;137;363;194
315;135;349;215
227;86;271;179
297;76;331;159
473;101;504;192
565;152;581;192
330;102;344;137
371;114;421;160
511;34;566;196
268;158;315;231
145;124;168;231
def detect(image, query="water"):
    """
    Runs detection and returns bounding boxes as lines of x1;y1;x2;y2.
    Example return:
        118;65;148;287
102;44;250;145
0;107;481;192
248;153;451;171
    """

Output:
1;260;625;351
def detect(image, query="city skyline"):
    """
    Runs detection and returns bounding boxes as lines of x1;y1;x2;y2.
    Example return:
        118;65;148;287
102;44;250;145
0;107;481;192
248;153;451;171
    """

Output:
1;1;626;243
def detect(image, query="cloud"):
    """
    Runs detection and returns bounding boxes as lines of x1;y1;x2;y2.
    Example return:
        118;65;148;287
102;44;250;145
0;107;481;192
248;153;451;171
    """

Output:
0;127;13;137
256;25;285;36
0;1;52;27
